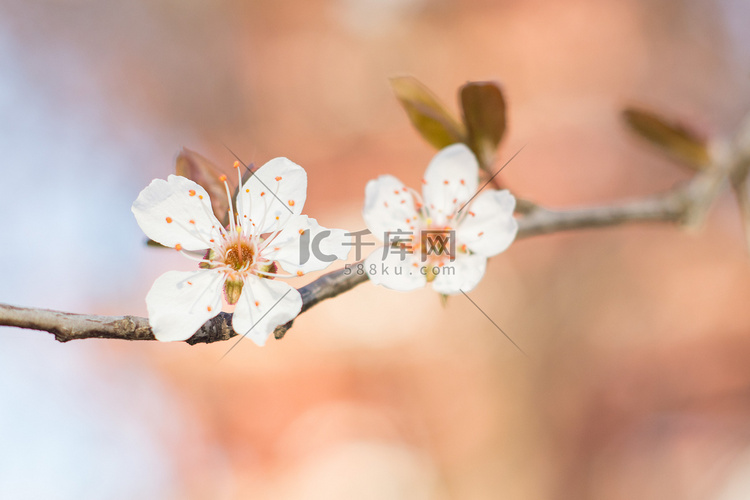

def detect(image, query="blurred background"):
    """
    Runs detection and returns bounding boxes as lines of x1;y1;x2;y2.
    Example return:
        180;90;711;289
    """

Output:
2;0;750;498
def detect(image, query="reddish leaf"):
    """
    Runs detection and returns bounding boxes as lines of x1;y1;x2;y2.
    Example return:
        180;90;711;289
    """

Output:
175;148;229;223
460;81;507;169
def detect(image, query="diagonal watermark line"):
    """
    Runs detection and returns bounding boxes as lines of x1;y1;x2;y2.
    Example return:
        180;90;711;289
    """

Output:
459;289;528;357
223;144;293;214
457;144;526;215
218;289;292;362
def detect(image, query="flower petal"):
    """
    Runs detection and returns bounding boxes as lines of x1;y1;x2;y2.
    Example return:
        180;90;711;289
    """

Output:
146;269;225;341
430;253;487;295
132;175;223;251
262;215;351;274
237;157;307;235
421;144;479;224
232;277;303;346
365;247;426;291
362;175;420;242
456;189;517;257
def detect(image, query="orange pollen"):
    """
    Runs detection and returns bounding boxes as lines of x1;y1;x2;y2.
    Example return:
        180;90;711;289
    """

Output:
224;242;254;271
288;200;295;206
394;190;399;195
187;281;193;285
207;306;212;312
219;175;227;182
254;301;259;307
384;201;389;208
245;188;250;193
165;217;173;223
452;198;457;204
198;195;203;199
297;270;304;276
189;219;195;224
299;229;305;235
210;238;215;243
400;199;406;204
443;180;449;185
233;161;241;169
275;216;280;220
275;176;282;181
469;211;476;217
402;187;407;192
478;231;484;236
175;244;182;251
460;179;465;185
260;191;265;196
189;189;196;196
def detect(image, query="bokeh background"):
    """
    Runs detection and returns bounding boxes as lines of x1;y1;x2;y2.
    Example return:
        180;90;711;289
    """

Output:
2;0;750;498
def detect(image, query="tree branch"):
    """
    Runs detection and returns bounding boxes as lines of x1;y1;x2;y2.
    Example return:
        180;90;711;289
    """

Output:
0;266;369;344
0;174;724;344
516;189;689;238
3;114;749;344
0;177;719;345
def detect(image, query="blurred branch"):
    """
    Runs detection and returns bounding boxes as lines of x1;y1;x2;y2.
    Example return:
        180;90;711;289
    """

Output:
516;190;688;238
3;113;750;345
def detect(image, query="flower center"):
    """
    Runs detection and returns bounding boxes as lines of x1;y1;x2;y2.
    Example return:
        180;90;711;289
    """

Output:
222;240;255;271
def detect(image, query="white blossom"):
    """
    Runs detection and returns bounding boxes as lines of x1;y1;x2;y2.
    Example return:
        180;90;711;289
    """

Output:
362;144;517;294
132;158;350;345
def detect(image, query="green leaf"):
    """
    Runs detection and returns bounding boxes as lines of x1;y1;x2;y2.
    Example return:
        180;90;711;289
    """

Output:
460;81;507;170
622;107;711;170
390;76;467;150
175;148;229;224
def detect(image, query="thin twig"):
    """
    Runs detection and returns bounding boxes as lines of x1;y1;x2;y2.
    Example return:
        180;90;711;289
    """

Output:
0;181;714;344
0;177;721;344
0;266;369;344
3;114;750;344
